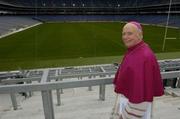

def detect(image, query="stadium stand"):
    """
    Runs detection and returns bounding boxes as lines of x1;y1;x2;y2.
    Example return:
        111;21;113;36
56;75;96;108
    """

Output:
0;86;180;119
1;0;179;8
0;0;179;28
0;59;180;119
0;16;40;36
0;0;179;14
33;14;180;27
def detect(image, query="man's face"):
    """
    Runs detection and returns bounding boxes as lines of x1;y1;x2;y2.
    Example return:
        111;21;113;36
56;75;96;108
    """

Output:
122;23;142;48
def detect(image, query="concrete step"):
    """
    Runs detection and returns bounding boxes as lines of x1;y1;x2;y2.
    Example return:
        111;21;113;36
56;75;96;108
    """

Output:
165;87;180;97
1;85;180;119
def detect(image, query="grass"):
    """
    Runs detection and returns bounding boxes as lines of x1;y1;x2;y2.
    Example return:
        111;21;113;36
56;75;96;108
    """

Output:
0;22;180;71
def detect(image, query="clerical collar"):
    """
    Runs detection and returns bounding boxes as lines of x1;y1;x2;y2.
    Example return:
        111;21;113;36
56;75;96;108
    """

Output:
127;40;144;52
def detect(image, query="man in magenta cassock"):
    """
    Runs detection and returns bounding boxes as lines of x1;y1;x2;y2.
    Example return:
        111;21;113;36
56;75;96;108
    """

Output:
113;22;164;119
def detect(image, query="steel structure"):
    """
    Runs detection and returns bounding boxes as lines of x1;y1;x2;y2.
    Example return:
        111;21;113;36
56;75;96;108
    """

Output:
0;59;180;119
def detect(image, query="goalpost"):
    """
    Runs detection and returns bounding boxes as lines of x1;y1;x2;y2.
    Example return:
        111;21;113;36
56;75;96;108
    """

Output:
162;0;177;51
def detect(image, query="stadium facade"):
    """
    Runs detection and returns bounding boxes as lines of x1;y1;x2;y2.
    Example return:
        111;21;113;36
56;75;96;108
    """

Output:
0;0;179;15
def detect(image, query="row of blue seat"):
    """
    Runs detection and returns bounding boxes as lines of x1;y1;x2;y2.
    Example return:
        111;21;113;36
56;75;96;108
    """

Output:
34;15;180;27
1;0;178;7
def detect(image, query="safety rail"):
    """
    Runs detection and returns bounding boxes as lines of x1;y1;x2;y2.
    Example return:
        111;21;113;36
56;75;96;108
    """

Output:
0;70;180;119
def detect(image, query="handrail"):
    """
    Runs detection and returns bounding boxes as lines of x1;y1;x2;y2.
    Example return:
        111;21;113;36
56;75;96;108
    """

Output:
0;71;180;94
0;70;179;119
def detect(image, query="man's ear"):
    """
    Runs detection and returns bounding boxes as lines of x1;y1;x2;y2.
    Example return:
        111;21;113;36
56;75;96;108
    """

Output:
138;31;143;40
139;33;143;40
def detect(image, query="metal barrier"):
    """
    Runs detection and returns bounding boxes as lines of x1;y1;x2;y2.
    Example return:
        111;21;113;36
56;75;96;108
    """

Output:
0;59;180;119
0;70;180;119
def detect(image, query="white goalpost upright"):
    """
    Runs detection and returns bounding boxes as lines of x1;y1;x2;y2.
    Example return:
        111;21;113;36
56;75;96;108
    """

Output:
162;0;177;51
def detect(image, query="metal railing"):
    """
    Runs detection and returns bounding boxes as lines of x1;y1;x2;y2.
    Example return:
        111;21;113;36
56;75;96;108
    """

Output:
0;70;180;119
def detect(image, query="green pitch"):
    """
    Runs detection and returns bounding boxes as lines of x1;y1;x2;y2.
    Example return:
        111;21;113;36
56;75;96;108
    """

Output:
0;22;180;71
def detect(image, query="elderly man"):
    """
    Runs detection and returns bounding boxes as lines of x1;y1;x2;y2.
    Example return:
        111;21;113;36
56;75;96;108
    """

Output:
113;22;164;119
